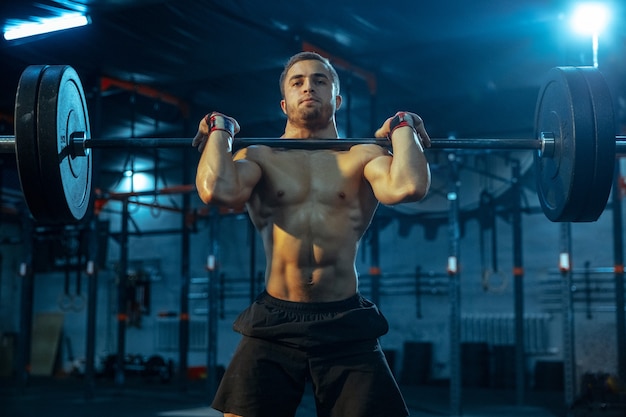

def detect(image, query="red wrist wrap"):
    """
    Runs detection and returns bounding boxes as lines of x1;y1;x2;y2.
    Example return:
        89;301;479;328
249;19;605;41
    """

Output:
208;114;235;138
388;112;415;139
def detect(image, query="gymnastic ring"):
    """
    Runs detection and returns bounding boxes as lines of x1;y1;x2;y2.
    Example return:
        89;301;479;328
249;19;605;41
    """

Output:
481;268;508;293
72;293;86;312
58;293;73;311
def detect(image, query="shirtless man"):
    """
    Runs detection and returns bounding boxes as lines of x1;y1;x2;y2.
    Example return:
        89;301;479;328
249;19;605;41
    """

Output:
193;51;431;417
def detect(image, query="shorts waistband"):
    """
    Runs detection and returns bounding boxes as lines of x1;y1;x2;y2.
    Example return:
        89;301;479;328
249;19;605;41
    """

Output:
257;290;364;313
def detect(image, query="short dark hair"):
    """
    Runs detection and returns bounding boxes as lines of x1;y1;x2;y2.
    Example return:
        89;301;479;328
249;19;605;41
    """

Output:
279;51;340;98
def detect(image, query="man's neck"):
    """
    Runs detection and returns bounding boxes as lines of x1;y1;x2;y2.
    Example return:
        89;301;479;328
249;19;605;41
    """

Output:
282;121;339;139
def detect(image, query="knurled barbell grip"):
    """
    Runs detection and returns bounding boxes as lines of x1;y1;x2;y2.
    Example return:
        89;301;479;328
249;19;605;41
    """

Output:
77;136;544;153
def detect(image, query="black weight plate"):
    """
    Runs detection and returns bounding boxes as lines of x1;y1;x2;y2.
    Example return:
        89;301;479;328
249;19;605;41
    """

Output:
534;67;596;222
15;65;49;222
37;65;92;224
573;67;615;222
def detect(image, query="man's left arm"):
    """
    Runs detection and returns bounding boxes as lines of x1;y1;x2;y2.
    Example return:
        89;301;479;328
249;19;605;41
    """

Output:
364;111;431;205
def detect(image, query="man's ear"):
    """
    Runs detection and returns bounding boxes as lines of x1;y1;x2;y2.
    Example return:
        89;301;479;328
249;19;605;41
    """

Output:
280;99;287;114
335;94;342;111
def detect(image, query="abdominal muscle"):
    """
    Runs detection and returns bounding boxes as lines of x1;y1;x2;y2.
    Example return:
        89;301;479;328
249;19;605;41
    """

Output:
261;204;365;303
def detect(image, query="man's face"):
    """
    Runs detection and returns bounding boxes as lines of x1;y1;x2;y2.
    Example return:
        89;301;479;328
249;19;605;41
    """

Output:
280;59;341;129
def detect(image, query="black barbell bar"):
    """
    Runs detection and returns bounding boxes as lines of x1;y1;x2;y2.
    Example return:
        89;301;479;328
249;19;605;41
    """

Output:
83;136;548;152
2;133;626;155
83;136;550;153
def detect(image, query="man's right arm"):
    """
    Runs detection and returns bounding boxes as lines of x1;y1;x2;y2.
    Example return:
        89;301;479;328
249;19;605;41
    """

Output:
194;114;262;207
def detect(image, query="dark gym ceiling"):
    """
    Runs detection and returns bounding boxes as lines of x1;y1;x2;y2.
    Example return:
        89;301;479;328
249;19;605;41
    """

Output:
1;0;626;212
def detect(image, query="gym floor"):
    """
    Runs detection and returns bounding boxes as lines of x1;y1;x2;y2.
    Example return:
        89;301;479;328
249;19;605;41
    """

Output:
0;376;594;417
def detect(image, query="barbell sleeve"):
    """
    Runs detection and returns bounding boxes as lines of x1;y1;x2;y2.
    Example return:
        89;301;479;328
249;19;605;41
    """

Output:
0;136;15;153
616;136;626;153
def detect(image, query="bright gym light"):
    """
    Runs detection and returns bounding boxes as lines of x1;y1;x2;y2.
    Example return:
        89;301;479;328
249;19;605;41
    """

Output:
570;3;610;35
3;13;90;41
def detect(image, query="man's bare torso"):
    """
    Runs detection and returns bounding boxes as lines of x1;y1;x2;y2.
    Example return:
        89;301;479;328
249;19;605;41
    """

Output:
236;143;387;302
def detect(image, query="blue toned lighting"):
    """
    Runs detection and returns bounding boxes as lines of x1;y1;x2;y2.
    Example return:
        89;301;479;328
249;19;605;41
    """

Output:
116;172;153;193
3;13;90;41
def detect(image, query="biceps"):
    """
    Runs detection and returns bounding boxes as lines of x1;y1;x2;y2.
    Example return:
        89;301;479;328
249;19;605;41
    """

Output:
233;159;262;200
363;156;394;201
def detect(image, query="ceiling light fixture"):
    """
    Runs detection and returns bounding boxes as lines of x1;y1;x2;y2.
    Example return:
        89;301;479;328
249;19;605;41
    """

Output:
3;13;90;41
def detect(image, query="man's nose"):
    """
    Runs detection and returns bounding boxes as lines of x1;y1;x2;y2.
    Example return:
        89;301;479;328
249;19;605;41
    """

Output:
302;78;314;91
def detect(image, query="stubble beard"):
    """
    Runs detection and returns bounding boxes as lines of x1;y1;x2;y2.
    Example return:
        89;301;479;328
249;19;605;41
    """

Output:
288;102;334;132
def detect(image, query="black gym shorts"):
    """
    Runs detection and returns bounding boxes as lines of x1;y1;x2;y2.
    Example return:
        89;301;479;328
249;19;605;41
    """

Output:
211;291;409;417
